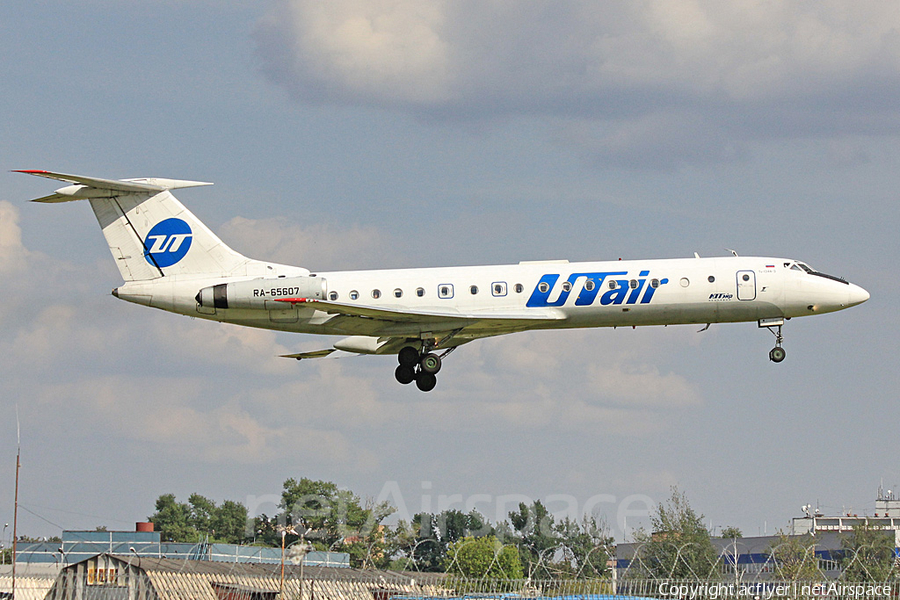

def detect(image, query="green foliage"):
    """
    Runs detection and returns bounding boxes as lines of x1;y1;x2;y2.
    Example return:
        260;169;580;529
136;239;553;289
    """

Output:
839;521;898;581
1;547;10;565
389;510;493;572
278;477;395;567
445;535;523;579
767;532;821;580
508;501;558;578
144;478;615;578
149;493;249;544
554;515;615;578
720;526;742;539
632;488;718;579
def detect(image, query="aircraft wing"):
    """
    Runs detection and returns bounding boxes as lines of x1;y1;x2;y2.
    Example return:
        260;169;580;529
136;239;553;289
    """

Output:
276;298;565;360
276;297;564;326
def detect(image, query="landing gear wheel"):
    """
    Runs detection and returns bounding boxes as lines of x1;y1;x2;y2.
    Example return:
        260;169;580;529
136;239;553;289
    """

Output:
395;364;416;384
769;347;786;363
420;353;442;374
398;346;419;367
415;371;437;392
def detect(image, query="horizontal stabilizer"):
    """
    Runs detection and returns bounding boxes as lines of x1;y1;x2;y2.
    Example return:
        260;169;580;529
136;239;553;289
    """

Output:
15;170;212;202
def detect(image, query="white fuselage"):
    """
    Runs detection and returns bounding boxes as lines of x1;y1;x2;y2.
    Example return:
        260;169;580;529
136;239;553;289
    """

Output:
114;255;869;344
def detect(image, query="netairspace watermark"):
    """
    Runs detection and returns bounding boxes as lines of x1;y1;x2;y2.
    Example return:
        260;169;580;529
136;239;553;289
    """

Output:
246;480;654;539
659;582;895;600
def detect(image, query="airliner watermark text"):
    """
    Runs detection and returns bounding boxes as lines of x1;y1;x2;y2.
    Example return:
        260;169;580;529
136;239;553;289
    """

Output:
245;481;653;539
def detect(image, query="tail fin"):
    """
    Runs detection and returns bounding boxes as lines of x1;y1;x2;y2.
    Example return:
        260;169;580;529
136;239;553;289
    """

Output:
18;170;254;281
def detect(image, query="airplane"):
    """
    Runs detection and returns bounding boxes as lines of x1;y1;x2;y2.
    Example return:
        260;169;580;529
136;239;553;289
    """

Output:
18;170;869;392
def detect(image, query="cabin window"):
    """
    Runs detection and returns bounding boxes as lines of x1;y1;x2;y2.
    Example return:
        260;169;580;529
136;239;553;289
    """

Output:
438;284;454;299
492;282;507;297
742;274;751;282
562;281;572;292
608;280;617;290
680;278;690;287
372;289;381;299
538;282;550;293
708;276;715;283
329;291;338;301
651;279;660;288
349;290;359;300
514;283;524;293
629;279;638;289
584;280;595;292
416;287;425;297
470;285;479;295
394;288;403;298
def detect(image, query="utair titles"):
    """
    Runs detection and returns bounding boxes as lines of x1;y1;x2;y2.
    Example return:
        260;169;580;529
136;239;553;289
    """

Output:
526;270;668;308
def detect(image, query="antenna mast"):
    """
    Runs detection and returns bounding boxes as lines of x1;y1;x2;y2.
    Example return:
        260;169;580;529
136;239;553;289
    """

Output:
11;407;20;600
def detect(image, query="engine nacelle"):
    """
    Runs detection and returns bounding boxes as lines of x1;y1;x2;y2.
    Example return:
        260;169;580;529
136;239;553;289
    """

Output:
196;276;326;310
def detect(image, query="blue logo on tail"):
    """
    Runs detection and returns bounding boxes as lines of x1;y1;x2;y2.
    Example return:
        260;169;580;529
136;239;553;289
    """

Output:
144;218;192;267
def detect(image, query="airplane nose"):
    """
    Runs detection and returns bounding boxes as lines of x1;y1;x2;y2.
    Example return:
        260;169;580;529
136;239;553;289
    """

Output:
848;283;869;307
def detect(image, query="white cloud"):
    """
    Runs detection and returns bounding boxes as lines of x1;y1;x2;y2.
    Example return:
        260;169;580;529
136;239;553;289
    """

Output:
0;201;30;274
258;0;900;110
219;215;392;270
256;0;452;107
255;0;900;165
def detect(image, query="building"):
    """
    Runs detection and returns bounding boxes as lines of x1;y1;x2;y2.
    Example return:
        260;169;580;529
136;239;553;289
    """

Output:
15;527;350;568
43;553;444;600
791;487;900;539
616;490;900;580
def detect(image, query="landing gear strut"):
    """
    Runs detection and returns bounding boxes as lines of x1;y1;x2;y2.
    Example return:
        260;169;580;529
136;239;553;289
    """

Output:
395;343;451;391
759;318;786;363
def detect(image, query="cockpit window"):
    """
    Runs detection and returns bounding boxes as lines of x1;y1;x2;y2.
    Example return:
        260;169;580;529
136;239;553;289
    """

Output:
789;261;848;284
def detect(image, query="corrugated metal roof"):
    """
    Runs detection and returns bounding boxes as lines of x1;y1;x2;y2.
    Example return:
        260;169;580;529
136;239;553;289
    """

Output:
0;575;56;600
47;553;450;600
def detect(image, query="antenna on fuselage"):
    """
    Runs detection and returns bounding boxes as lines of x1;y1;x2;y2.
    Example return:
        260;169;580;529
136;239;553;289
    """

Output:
694;252;700;258
727;248;739;256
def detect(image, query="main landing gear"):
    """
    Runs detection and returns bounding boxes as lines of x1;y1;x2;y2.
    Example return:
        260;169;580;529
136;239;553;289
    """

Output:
759;318;787;363
395;345;447;392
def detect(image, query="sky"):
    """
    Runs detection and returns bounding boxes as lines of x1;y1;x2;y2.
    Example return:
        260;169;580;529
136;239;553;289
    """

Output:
1;0;900;554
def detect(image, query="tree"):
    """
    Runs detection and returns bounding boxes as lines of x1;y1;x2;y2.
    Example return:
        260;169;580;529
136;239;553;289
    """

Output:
508;501;558;578
767;532;821;580
405;510;492;572
554;515;615;578
150;493;196;542
278;477;395;567
188;494;217;537
720;526;742;539
632;488;718;579
149;493;249;544
214;500;250;544
839;521;897;581
445;535;523;579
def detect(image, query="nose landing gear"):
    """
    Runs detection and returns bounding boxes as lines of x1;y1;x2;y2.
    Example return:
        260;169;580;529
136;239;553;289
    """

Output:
759;318;787;363
395;344;451;391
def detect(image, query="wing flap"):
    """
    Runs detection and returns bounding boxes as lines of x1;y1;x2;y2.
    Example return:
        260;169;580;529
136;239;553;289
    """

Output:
281;349;337;360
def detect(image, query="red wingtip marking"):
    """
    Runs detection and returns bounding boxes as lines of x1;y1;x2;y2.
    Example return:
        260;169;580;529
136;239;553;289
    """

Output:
12;170;51;174
275;297;315;304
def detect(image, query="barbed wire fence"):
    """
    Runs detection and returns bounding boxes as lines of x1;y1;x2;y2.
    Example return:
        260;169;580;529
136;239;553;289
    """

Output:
294;538;900;600
9;538;900;600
